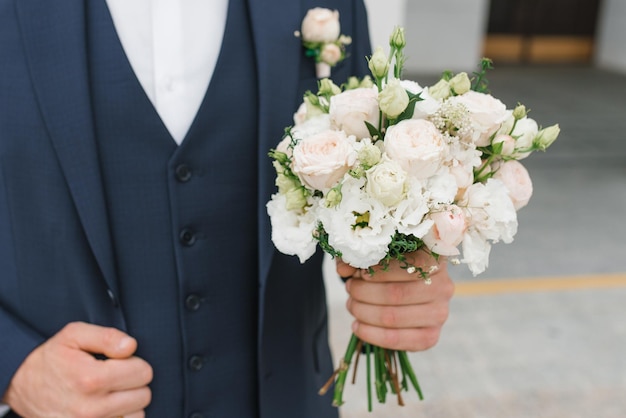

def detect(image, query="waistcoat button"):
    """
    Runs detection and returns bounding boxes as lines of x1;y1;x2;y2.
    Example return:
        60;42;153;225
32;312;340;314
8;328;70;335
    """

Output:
188;355;205;371
175;164;192;182
185;294;202;311
179;228;196;246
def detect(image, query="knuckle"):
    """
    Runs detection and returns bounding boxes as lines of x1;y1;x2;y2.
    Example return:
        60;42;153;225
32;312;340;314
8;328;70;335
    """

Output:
74;372;102;394
379;307;397;328
386;282;406;305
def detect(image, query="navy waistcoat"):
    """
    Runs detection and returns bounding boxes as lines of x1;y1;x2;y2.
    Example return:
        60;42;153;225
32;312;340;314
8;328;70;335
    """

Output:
86;0;259;415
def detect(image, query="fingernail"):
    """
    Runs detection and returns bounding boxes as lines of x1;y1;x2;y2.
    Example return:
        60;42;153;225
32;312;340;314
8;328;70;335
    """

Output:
345;279;351;292
351;321;359;333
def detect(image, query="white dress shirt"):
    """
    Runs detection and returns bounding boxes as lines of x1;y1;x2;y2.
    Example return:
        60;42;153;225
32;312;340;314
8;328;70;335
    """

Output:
0;2;228;415
106;0;229;144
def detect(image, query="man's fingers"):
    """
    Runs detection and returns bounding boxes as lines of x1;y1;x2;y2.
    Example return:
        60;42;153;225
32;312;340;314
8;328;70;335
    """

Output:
89;386;151;418
58;322;137;359
346;275;454;306
352;321;442;352
346;297;449;329
101;357;154;392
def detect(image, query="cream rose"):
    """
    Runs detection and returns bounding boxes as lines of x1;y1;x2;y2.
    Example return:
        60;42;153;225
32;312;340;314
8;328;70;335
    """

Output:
384;119;448;179
450;91;510;146
365;159;407;207
292;130;356;191
300;8;340;43
423;206;466;256
329;87;380;140
492;160;533;210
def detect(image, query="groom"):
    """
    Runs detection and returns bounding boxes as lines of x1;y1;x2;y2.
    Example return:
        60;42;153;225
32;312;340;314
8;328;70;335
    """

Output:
0;0;454;417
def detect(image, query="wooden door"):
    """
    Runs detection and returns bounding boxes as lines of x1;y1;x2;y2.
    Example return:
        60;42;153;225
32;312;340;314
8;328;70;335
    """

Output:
484;0;602;63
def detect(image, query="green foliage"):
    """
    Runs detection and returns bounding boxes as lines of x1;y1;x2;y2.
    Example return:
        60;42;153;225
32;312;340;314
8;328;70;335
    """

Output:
471;58;494;93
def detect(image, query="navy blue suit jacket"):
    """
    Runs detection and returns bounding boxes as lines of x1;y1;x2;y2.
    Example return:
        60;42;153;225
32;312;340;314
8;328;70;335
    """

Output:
0;0;371;416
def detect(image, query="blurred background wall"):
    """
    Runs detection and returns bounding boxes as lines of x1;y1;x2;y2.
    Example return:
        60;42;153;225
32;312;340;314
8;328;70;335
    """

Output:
362;0;626;74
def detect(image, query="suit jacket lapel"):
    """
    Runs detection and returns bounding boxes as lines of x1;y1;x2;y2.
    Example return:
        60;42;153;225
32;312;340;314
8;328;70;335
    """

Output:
15;0;119;298
248;0;303;287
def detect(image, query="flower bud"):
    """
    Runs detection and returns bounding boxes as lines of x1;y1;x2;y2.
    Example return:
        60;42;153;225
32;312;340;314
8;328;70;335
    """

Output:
368;47;389;79
285;187;308;211
389;26;406;49
359;75;374;89
428;79;451;100
276;172;298;193
344;76;361;90
512;104;527;120
534;124;560;151
378;79;410;119
324;186;343;207
449;72;471;95
318;78;342;96
358;142;382;169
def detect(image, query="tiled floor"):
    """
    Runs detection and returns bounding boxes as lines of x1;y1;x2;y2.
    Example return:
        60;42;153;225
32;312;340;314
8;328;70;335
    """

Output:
323;66;626;418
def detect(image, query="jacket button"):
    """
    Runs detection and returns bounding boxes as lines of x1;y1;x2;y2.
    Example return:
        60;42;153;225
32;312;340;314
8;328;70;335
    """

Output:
185;294;202;311
188;355;205;371
175;164;192;182
179;228;196;246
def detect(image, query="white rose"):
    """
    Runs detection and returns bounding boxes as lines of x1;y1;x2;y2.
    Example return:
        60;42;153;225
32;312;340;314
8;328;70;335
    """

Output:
492;160;533;210
384;119;448;179
461;229;491;276
450;91;510;146
291;114;331;139
320;43;342;66
329;87;380;140
292;129;356;191
301;8;340;43
365;158;407;207
423;205;467;256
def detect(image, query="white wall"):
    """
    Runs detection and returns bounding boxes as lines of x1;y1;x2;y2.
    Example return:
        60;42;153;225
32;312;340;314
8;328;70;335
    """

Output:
595;0;626;73
363;0;490;74
363;0;407;51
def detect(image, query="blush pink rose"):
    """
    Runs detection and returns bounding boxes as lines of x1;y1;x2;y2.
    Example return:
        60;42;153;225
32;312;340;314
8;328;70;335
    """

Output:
384;119;448;179
492;160;533;210
292;130;356;191
423;206;466;256
320;43;342;65
329;87;380;140
301;8;341;43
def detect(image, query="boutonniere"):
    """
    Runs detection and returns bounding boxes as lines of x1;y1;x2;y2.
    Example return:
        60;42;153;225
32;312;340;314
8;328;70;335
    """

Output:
295;7;352;78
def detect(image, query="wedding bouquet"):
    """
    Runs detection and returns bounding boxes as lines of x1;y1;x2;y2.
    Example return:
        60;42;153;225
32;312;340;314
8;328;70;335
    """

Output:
267;17;559;411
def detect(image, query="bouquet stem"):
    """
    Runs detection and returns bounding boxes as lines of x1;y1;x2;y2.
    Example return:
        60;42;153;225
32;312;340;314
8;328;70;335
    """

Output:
319;333;424;410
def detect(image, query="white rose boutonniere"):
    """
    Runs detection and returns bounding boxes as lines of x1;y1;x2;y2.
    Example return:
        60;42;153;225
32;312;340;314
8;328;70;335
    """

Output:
296;8;352;78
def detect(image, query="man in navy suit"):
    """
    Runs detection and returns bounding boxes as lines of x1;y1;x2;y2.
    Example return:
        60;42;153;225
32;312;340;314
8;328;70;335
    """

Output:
0;0;454;417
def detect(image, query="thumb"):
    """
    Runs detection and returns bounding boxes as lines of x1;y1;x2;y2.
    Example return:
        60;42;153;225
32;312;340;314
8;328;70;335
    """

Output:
58;322;137;359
